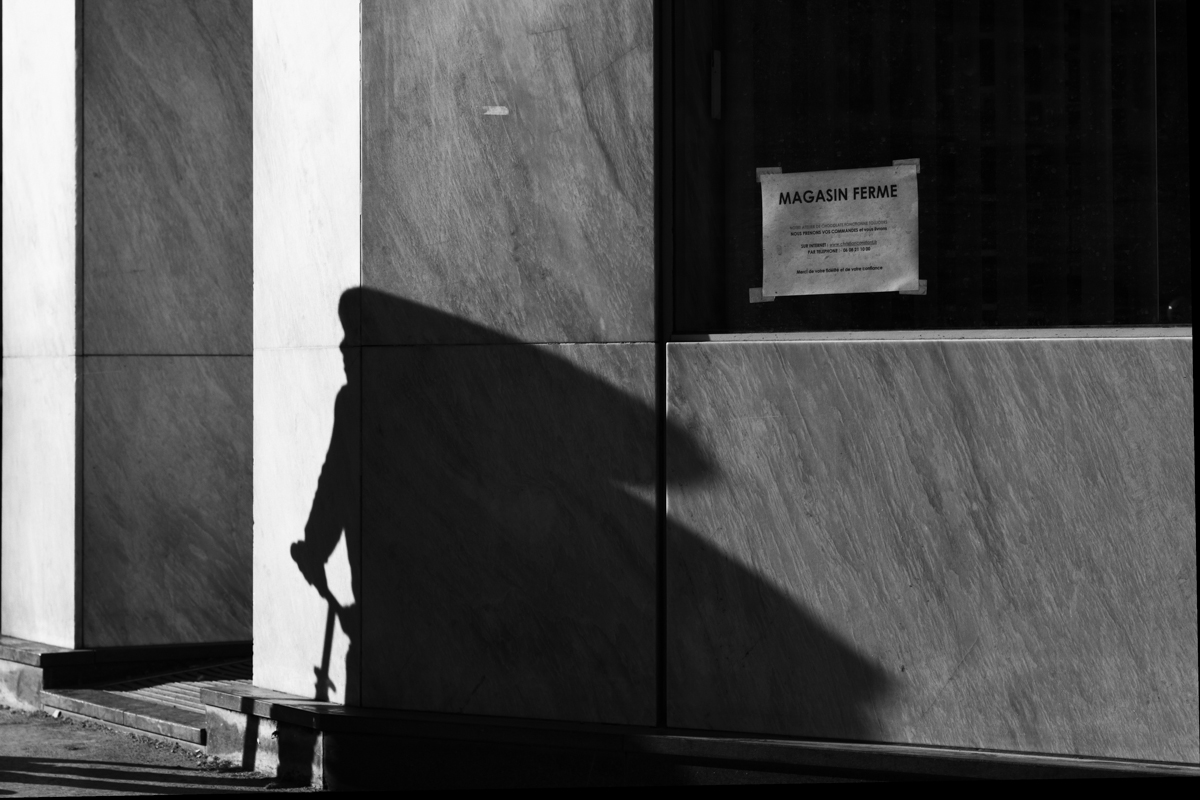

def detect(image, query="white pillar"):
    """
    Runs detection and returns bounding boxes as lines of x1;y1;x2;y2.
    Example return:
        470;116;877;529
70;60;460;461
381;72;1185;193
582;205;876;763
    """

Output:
253;0;362;703
2;0;80;648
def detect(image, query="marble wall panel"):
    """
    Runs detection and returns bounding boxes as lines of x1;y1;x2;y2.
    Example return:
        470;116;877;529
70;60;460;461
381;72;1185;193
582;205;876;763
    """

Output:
254;0;361;351
83;0;251;355
362;0;654;345
2;0;77;357
666;338;1197;762
82;356;251;647
359;331;658;723
254;346;359;704
1;356;78;647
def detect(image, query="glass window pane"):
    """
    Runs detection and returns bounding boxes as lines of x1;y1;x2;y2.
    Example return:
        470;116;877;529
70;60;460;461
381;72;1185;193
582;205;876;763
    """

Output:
673;0;1189;333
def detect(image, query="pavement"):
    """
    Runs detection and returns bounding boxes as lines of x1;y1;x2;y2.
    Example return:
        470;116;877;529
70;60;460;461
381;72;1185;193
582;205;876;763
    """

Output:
0;707;317;796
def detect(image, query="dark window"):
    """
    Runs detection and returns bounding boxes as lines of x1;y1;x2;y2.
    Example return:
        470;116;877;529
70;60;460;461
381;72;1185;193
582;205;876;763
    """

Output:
671;0;1190;333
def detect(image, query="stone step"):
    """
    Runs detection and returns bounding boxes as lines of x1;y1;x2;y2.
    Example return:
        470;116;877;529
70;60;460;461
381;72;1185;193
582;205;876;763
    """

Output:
41;686;207;744
39;658;252;747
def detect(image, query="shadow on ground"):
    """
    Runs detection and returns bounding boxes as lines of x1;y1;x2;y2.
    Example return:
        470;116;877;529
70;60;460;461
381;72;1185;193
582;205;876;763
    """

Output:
0;709;313;795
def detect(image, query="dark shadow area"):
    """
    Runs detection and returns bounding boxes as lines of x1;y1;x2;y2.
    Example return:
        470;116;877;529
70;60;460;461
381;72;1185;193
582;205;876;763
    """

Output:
0;756;280;795
285;287;895;781
317;736;895;789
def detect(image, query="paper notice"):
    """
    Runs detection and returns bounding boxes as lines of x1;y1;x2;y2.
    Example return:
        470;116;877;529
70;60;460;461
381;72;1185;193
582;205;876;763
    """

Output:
761;164;919;297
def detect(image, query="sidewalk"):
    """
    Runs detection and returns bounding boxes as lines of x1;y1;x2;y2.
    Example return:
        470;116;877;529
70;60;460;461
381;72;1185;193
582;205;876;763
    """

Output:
0;707;316;796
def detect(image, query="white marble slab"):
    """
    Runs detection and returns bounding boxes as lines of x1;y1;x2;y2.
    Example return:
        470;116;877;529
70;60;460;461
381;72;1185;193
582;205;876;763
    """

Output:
254;0;361;350
81;356;251;647
2;0;77;357
1;356;77;647
361;0;655;344
82;0;251;355
667;337;1196;762
254;346;358;704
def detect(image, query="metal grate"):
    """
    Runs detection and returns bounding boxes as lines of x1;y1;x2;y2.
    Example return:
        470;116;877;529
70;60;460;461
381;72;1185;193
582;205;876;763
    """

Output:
98;659;252;714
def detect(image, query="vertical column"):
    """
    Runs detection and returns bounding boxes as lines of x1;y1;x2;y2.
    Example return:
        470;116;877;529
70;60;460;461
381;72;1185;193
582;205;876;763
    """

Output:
80;0;252;647
255;0;657;723
359;0;657;724
253;0;362;704
2;0;81;648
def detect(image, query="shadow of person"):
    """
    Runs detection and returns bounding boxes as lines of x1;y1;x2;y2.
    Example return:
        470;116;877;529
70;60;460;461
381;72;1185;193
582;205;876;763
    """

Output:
289;287;894;751
289;317;361;703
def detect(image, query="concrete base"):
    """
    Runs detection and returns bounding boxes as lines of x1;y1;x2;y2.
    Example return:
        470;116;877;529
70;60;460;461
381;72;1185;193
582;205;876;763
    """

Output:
42;687;206;744
199;684;1200;788
54;707;207;755
0;660;44;712
201;702;863;788
0;635;251;689
317;735;851;789
205;705;322;786
0;634;249;717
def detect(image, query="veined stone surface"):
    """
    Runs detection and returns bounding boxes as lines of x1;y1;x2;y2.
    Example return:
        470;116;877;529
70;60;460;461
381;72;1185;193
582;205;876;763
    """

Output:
83;0;251;355
254;345;359;705
82;356;252;647
251;0;363;701
1;0;79;647
1;0;77;358
362;0;654;344
1;356;78;648
254;0;361;351
666;337;1196;762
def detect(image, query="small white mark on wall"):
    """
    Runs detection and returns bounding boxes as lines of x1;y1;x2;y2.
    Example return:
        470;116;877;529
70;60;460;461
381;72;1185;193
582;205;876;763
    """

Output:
483;106;509;116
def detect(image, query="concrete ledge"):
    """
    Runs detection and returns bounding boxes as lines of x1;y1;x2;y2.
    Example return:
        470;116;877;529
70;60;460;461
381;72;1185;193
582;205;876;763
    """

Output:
55;707;206;755
623;733;1200;780
0;635;76;668
0;635;250;668
0;658;44;711
41;688;204;744
0;635;251;688
205;705;321;785
200;685;624;752
200;684;1200;785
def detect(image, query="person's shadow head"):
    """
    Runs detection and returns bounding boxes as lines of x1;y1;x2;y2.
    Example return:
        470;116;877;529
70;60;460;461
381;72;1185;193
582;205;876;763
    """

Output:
291;286;894;741
337;290;361;382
